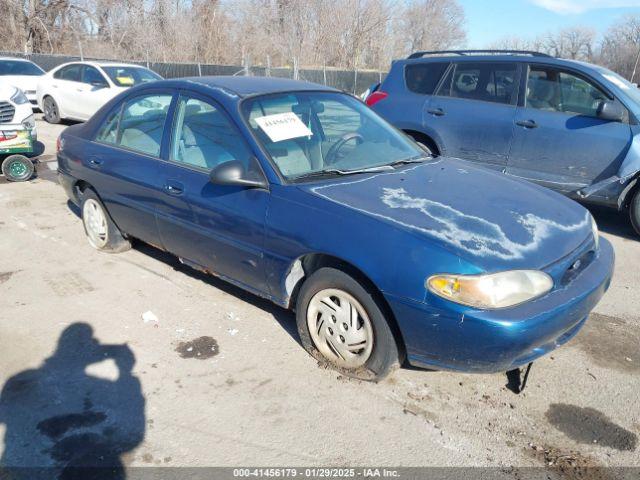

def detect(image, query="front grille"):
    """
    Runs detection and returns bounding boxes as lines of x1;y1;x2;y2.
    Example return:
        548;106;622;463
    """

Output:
0;102;15;123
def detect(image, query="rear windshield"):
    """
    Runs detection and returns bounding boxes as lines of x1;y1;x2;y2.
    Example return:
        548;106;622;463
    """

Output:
101;66;162;87
405;62;449;94
0;60;44;76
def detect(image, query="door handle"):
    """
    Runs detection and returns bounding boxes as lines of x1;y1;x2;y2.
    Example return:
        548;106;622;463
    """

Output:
164;183;184;196
516;119;538;129
88;157;103;167
427;108;445;117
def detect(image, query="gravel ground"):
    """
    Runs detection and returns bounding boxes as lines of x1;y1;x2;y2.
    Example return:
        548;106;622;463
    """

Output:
0;117;638;475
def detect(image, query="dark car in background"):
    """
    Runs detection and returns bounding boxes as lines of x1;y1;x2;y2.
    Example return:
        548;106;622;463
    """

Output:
366;50;640;235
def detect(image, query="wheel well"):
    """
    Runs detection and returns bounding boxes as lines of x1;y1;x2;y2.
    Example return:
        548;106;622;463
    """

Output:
403;130;440;155
287;253;407;360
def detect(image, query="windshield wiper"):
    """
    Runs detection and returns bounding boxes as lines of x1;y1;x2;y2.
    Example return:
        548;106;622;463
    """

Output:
292;165;394;181
387;154;431;168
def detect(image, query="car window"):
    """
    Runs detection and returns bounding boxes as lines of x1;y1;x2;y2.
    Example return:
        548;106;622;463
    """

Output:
405;62;449;95
438;62;518;105
105;94;173;156
54;64;82;82
243;92;422;179
170;96;254;171
95;106;122;145
526;67;609;117
0;60;44;76
101;66;162;87
82;66;107;86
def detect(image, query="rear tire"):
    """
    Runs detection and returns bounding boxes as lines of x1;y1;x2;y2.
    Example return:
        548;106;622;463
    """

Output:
43;96;61;124
1;155;34;182
630;188;640;237
81;189;131;253
296;267;400;381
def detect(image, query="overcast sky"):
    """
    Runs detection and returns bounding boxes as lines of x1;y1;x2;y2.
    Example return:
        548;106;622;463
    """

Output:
459;0;640;46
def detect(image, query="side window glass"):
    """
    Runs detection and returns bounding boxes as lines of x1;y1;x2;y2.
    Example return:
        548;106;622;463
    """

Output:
56;65;82;82
171;96;254;171
405;63;449;94
117;94;172;156
559;72;607;116
83;66;107;86
439;63;517;104
95;106;122;145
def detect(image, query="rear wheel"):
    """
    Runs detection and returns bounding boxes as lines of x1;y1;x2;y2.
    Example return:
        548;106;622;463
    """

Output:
1;155;34;182
43;96;61;124
630;188;640;237
296;267;400;381
81;189;131;253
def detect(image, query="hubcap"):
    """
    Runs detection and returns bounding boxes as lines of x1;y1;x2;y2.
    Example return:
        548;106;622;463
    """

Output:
83;199;108;249
307;289;374;369
45;99;56;119
8;160;28;179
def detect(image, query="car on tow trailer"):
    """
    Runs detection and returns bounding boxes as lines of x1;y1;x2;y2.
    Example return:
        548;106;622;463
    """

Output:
57;77;614;380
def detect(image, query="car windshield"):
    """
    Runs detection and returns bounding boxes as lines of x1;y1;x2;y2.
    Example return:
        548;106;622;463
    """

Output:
242;91;424;179
101;66;162;87
598;67;640;106
0;60;44;76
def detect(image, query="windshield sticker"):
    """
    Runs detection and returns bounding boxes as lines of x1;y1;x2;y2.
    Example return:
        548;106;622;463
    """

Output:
254;112;312;143
116;76;134;86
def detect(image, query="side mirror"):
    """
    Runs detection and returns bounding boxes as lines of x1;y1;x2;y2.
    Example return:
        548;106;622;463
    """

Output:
91;81;109;89
597;100;624;122
209;160;268;189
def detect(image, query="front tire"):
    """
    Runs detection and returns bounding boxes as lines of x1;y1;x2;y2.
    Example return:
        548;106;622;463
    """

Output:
296;267;400;381
630;188;640;237
1;155;34;182
43;96;61;124
81;189;131;253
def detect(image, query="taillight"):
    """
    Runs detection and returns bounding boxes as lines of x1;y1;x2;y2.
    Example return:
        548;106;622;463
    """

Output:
365;91;388;107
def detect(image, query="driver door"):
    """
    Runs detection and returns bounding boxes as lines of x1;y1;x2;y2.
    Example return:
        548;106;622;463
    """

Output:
507;65;633;193
155;92;270;294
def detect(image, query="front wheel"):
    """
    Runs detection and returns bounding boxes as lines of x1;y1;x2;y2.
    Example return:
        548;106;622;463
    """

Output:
296;267;400;381
43;96;61;124
630;188;640;237
81;189;131;253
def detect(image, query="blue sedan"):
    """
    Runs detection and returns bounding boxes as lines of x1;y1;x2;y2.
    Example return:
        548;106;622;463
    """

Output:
57;77;614;380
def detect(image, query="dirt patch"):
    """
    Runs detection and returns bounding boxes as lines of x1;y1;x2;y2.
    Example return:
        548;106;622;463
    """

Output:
527;443;611;480
0;271;16;285
44;272;95;297
573;313;640;373
176;336;219;360
546;403;637;451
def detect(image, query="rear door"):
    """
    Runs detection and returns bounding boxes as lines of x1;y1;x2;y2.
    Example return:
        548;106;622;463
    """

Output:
155;91;269;294
507;64;633;193
52;64;84;118
426;61;520;171
86;90;174;246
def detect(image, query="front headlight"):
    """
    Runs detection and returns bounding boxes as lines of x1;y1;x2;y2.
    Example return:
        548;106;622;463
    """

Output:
22;114;35;130
10;87;29;105
427;270;553;309
591;215;599;249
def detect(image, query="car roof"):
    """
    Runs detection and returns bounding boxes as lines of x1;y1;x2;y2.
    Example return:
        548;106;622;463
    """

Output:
53;61;146;69
182;76;338;97
401;54;594;70
0;57;35;63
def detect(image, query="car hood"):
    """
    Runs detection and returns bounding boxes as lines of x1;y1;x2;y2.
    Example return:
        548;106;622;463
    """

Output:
0;75;41;92
300;158;593;272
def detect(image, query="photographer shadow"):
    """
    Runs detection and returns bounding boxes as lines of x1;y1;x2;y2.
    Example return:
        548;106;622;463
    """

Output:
0;323;145;480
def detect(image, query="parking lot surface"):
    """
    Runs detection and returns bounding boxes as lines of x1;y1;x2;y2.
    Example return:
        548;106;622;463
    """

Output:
0;117;639;472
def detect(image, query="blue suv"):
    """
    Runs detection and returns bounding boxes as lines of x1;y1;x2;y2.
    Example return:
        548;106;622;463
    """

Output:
366;50;640;235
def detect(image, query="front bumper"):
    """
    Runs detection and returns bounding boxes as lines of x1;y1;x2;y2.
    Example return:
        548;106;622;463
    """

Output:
386;237;615;373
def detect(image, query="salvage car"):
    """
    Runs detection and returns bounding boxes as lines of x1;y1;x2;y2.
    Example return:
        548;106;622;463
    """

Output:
366;50;640;235
0;57;45;108
0;84;37;181
37;61;162;124
57;77;614;380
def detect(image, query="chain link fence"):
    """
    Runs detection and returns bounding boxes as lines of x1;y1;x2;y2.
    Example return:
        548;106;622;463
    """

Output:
1;51;385;95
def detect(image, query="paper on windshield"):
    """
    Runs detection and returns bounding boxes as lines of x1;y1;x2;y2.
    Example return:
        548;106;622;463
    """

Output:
254;112;312;143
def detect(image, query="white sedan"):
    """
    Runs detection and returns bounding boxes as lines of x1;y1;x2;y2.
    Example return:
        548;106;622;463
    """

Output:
36;61;162;123
0;57;45;109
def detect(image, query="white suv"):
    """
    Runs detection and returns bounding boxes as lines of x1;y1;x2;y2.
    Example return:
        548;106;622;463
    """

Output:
0;57;45;109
